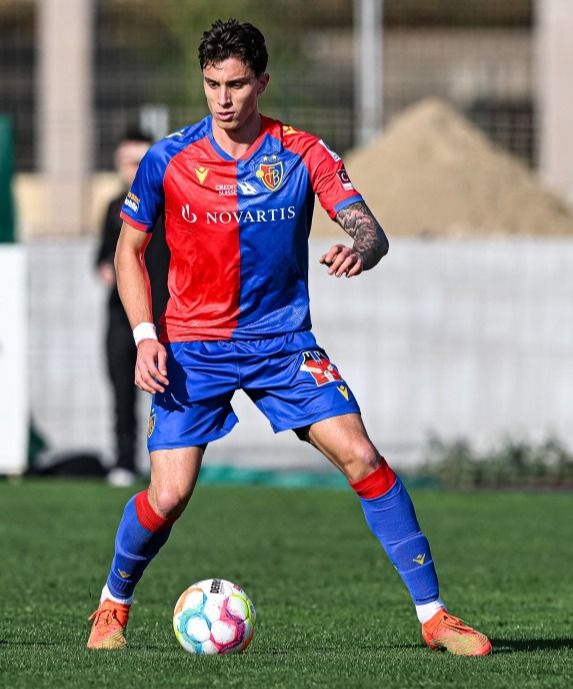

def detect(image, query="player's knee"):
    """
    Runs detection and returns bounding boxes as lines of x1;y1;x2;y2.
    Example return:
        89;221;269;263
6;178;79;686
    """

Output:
345;441;383;482
348;455;397;499
152;486;190;520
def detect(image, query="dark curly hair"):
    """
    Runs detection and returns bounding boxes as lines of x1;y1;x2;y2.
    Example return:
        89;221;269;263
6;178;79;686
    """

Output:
198;19;268;77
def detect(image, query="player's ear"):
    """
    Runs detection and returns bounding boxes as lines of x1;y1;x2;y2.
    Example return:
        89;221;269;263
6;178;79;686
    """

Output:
257;73;270;95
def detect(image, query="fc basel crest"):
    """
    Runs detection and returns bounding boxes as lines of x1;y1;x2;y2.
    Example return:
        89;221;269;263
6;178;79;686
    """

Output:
256;156;284;192
147;408;156;438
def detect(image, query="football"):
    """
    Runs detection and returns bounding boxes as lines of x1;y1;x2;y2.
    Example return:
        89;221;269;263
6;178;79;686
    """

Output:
173;578;256;654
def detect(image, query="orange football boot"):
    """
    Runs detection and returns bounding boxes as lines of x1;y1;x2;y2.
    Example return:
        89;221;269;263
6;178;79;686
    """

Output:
422;609;492;656
87;599;131;650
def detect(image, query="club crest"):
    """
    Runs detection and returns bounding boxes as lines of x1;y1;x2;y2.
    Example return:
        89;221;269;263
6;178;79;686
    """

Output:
256;156;284;192
300;350;343;386
147;409;156;438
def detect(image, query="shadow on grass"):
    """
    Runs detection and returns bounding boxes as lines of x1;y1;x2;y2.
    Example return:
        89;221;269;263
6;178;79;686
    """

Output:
249;641;422;655
490;638;573;654
3;637;571;655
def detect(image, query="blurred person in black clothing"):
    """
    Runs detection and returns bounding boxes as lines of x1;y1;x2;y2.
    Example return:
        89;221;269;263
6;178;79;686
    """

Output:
95;129;170;487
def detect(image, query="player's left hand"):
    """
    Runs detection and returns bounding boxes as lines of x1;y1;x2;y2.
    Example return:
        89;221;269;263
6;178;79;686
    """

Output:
319;244;363;277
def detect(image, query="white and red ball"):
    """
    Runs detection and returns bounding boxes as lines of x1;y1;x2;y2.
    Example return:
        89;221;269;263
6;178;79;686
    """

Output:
173;578;256;655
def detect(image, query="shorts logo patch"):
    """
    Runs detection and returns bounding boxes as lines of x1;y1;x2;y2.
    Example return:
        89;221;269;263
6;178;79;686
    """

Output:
337;384;349;400
148;408;156;438
300;350;342;386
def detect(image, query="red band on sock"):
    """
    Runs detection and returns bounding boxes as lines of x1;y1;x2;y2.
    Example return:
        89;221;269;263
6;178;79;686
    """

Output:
134;490;177;532
349;460;397;499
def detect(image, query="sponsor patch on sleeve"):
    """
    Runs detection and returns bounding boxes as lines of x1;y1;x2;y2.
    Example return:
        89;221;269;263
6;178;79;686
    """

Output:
124;191;140;213
336;167;354;191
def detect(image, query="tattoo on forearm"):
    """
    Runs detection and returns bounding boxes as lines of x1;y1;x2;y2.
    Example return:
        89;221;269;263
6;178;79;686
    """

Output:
335;201;389;270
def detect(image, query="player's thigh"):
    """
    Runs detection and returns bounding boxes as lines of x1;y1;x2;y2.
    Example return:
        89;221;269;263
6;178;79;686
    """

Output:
149;393;238;451
148;445;205;517
149;341;240;449
307;413;381;481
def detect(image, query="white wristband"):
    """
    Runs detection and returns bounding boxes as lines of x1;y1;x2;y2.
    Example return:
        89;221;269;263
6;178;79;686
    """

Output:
133;322;158;346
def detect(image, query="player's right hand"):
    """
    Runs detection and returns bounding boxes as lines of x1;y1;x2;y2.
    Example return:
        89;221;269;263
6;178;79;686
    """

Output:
135;339;169;394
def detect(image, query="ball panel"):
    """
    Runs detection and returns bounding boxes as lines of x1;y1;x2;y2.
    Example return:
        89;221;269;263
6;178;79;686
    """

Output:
211;619;239;646
226;593;248;620
248;599;256;624
176;633;199;654
238;625;255;652
204;597;225;621
201;640;219;655
174;587;206;616
185;614;211;643
174;620;200;654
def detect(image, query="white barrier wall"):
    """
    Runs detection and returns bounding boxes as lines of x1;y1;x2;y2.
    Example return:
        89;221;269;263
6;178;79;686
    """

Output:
0;246;28;474
25;237;573;474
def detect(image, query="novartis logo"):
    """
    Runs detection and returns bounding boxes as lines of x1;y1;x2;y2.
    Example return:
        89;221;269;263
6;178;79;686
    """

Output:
181;205;198;223
180;205;296;225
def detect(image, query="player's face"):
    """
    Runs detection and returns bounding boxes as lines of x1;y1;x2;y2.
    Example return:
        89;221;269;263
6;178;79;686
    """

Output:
203;58;269;137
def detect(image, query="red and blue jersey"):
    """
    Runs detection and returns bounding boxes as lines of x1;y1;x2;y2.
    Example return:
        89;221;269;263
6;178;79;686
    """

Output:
120;115;363;342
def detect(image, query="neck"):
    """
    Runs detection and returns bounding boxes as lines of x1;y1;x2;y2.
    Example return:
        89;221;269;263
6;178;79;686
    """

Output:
211;113;263;159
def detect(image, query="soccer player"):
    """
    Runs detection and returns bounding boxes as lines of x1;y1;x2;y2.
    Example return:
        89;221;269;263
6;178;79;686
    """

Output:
88;19;491;656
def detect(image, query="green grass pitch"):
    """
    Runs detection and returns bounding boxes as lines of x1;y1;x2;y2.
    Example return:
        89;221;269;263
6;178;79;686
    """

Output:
0;478;571;689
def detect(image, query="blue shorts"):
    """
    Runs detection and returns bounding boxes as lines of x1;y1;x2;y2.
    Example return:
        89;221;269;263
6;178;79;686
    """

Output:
147;331;360;451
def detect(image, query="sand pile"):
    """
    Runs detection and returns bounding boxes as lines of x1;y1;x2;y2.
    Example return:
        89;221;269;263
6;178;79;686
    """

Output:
312;98;573;237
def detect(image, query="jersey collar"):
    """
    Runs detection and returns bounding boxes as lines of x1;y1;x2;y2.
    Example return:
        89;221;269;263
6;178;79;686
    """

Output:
207;115;273;162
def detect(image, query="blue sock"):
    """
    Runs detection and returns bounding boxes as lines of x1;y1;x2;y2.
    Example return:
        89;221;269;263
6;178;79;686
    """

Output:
106;491;175;601
351;464;440;605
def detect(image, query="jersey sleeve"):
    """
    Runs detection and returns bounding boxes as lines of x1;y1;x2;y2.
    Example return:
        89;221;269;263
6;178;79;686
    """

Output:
299;137;363;220
120;145;166;233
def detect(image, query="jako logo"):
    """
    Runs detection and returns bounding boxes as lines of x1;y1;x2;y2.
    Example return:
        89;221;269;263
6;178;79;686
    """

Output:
181;205;198;223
